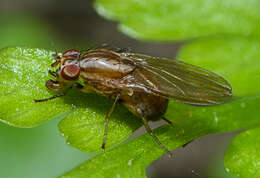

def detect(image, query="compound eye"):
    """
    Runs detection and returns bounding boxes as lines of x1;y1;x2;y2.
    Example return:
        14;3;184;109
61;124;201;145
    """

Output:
61;64;80;80
62;49;80;58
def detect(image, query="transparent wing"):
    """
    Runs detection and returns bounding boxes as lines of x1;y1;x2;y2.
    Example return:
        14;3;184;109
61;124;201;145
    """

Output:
120;53;232;106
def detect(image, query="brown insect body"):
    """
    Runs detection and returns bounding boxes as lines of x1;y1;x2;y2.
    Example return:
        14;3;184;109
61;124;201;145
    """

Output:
35;48;232;156
78;49;168;120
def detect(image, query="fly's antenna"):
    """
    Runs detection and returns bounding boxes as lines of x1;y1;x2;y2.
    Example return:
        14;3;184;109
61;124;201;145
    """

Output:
51;48;61;67
50;40;58;56
53;48;59;58
49;40;61;67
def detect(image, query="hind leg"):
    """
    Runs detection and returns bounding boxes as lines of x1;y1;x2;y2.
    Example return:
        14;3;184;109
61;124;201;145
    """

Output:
142;116;172;157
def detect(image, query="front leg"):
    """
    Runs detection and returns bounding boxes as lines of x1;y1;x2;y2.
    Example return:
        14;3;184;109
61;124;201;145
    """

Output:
34;82;83;102
48;70;57;77
34;85;72;102
162;116;173;126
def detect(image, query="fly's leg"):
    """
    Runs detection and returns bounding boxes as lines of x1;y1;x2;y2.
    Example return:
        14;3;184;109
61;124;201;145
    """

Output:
34;82;83;103
162;116;173;126
182;140;193;148
34;86;72;102
34;93;65;102
74;83;84;89
51;60;60;67
101;94;120;150
48;70;57;77
142;117;172;157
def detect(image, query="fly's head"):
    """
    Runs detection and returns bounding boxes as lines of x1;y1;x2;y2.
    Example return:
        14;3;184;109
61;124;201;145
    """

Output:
47;49;81;91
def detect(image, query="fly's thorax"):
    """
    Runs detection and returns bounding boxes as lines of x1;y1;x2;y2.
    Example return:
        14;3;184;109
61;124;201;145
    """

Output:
74;76;116;99
79;49;136;80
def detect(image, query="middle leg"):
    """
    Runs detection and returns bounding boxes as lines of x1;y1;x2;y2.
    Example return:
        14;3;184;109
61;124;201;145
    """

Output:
101;94;120;150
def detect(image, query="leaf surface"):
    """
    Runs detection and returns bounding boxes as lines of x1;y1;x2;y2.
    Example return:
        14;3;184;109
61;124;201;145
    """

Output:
224;128;260;178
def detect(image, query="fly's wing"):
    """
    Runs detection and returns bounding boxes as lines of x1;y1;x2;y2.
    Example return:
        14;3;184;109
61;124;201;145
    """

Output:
120;53;232;106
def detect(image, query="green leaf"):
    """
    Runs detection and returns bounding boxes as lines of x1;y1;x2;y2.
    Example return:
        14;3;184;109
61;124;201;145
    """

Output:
224;127;260;178
94;0;260;41
58;94;141;152
0;47;141;152
61;37;260;177
0;47;66;127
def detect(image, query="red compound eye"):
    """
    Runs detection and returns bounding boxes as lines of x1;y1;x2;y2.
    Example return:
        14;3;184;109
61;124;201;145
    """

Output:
61;64;80;80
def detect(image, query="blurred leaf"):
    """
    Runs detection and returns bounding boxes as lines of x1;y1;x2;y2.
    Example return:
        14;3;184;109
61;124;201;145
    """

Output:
95;0;260;41
0;119;91;178
0;15;57;48
224;127;260;178
0;47;141;152
61;37;260;177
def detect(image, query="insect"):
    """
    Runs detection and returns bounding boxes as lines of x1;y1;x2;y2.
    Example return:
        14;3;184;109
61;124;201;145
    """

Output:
35;47;232;156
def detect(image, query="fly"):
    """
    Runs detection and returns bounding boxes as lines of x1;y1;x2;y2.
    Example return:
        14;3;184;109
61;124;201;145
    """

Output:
34;48;232;156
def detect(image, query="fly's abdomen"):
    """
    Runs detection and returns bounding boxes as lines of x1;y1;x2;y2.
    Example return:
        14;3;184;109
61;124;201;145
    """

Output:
121;91;169;120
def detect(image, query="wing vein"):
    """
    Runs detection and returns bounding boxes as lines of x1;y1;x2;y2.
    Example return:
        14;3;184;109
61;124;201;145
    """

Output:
141;65;186;95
